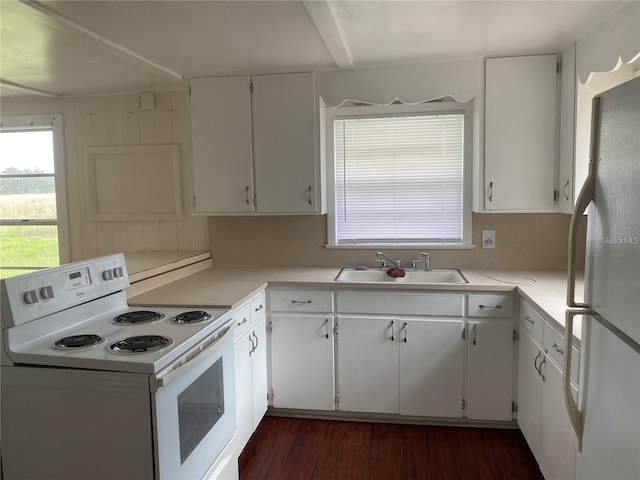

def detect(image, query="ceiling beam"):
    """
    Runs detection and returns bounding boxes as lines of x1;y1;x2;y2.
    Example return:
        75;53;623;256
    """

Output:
303;0;353;69
19;0;185;81
0;79;61;97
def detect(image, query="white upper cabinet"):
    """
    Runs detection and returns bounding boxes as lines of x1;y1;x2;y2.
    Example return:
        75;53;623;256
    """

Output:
189;72;325;215
190;76;254;214
484;54;558;211
252;72;321;213
557;44;577;214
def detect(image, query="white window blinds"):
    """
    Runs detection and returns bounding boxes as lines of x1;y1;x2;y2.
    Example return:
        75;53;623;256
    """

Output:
334;113;464;245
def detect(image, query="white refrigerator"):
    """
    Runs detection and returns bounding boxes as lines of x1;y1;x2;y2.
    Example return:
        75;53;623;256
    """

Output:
565;76;640;480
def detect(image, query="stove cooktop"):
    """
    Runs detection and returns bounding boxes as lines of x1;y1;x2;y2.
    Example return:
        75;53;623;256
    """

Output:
4;293;232;374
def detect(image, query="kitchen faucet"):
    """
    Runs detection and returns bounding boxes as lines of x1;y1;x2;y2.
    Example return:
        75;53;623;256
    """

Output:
375;251;400;270
421;252;431;271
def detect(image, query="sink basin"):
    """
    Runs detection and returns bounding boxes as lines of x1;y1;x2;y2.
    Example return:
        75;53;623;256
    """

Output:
334;267;468;284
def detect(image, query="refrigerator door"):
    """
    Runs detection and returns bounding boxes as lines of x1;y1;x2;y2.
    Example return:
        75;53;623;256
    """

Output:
585;76;640;344
576;317;640;480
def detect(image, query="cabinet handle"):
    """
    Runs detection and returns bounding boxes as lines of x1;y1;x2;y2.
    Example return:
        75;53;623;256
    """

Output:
390;320;396;341
252;331;259;353
402;322;408;343
563;180;570;201
254;304;264;312
488;181;494;202
534;351;542;373
551;342;564;355
479;304;502;310
539;357;546;382
237;317;248;327
307;185;312;205
245;185;250;205
248;333;255;357
324;318;330;339
291;300;312;304
472;324;477;346
525;315;535;325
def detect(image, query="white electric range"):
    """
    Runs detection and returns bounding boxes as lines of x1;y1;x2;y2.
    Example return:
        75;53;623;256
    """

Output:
1;253;237;480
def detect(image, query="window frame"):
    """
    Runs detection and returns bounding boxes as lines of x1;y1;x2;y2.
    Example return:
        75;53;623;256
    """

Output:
325;101;473;248
0;114;70;270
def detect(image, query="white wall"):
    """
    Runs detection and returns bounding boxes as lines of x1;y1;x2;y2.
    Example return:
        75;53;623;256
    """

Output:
1;91;208;262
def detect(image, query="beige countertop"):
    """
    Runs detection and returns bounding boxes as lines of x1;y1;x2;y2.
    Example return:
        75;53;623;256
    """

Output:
128;265;584;343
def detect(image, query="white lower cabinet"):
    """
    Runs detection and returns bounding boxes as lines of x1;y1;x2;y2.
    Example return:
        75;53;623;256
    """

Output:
337;316;400;414
518;298;578;480
337;316;465;417
399;319;465;417
232;293;268;458
467;321;514;421
266;289;516;423
269;314;335;410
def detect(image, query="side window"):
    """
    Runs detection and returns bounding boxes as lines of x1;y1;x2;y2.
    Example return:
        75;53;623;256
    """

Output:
0;114;69;279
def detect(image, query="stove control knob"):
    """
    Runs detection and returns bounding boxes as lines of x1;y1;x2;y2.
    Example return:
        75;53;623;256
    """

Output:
102;270;114;281
23;290;38;305
40;286;55;300
113;267;124;278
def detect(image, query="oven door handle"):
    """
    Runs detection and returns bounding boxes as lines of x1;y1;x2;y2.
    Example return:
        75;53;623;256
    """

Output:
152;320;235;391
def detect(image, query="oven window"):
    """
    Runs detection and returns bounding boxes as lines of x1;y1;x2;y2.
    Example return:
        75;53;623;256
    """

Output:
177;358;225;464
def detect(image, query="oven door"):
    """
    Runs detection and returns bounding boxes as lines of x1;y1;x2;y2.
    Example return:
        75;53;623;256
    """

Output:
152;321;236;480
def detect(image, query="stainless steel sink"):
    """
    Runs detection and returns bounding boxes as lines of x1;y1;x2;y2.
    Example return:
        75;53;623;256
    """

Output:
334;267;467;284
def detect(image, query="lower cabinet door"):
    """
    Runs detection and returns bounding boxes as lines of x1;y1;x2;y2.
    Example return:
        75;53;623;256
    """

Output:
337;316;400;414
233;330;254;453
467;321;514;420
270;314;335;410
540;357;577;480
517;327;543;463
399;319;465;418
251;318;268;428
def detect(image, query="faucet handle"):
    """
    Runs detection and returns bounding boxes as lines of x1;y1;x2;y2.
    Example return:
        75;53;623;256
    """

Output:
410;258;422;270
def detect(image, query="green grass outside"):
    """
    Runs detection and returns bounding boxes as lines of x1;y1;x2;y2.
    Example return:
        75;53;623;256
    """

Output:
0;225;59;279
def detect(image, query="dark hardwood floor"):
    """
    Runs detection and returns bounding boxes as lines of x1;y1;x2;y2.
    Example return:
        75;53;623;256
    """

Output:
239;416;543;480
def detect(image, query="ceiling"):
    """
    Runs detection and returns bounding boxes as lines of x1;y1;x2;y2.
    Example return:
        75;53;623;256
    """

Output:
0;0;631;98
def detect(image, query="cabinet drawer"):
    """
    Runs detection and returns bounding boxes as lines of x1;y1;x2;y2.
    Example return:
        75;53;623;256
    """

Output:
543;321;580;384
467;294;514;318
250;291;266;323
337;292;463;316
233;303;252;342
520;299;544;342
269;290;333;313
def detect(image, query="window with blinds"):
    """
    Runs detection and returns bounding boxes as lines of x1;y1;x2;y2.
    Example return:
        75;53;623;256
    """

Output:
332;108;467;245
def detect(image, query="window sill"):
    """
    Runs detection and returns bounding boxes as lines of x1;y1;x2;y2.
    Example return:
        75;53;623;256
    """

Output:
325;244;476;250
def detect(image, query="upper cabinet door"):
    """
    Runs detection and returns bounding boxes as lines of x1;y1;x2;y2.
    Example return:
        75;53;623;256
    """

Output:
484;55;558;211
558;44;577;214
190;76;254;214
252;73;319;213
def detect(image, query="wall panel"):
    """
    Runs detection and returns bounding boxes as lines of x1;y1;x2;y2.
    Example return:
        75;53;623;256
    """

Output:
1;92;208;262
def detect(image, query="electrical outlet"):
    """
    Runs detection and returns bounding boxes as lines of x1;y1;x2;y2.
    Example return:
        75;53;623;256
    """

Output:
482;230;496;249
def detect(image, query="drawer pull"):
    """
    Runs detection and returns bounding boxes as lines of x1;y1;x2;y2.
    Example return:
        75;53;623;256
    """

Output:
525;315;535;324
551;342;564;355
291;300;312;304
534;351;542;373
479;304;502;309
254;304;264;312
237;317;248;327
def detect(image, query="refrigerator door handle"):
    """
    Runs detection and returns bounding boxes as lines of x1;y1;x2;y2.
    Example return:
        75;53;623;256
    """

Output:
567;97;599;308
563;308;593;452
